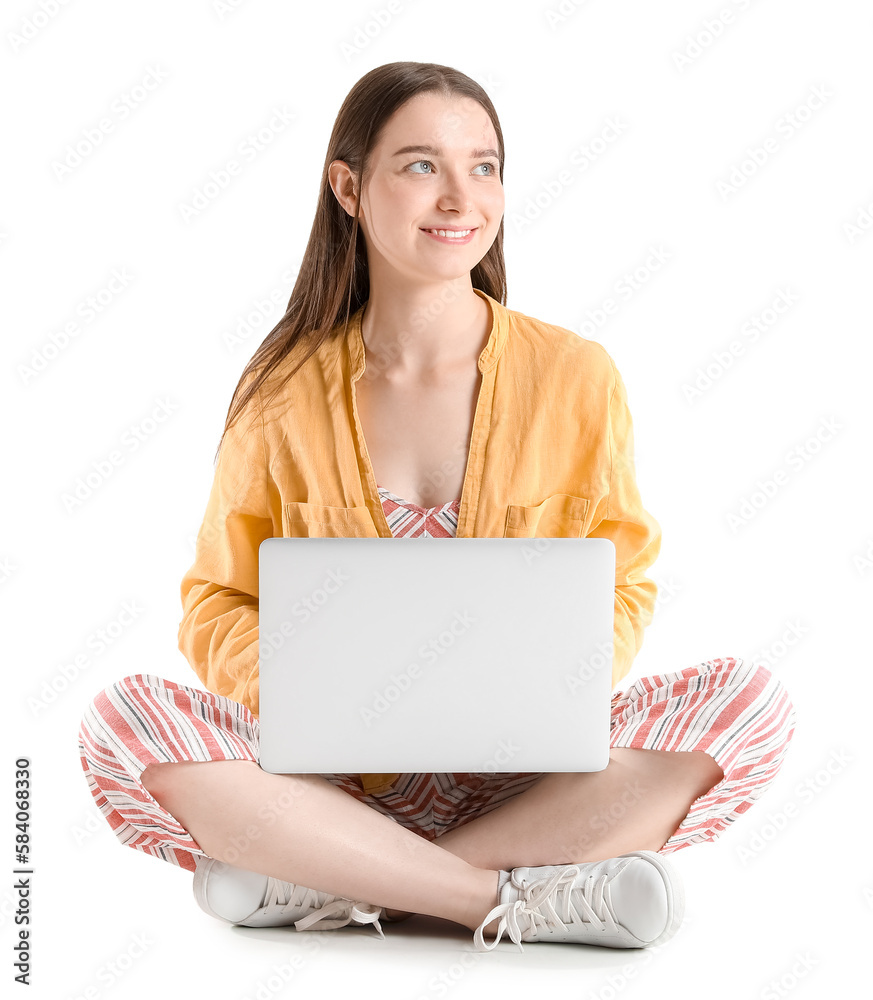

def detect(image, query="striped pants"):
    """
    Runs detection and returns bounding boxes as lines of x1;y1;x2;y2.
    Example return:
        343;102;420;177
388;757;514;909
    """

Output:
77;656;796;874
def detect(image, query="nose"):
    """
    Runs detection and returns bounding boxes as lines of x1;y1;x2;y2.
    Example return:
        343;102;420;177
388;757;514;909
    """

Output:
434;168;476;216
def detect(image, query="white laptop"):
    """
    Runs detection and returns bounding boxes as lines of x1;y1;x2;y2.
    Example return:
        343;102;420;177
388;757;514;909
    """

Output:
257;537;615;775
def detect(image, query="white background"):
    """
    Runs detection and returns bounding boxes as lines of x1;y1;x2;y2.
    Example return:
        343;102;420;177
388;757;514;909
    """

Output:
4;0;871;996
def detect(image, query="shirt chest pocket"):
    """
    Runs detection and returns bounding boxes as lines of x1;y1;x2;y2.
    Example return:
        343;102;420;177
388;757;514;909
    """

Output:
503;493;590;538
282;502;380;538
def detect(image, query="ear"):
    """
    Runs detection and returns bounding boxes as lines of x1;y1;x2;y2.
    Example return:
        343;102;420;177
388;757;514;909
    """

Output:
328;160;360;219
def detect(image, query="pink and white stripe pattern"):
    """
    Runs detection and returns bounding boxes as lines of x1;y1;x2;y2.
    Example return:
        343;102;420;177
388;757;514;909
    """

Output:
376;486;460;537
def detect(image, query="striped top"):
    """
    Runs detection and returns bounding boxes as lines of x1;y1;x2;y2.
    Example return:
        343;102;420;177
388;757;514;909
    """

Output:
377;486;460;538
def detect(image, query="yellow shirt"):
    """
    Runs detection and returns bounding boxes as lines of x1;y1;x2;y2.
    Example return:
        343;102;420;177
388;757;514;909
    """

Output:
177;289;661;799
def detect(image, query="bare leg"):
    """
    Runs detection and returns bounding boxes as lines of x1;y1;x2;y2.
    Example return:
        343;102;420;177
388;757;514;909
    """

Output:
434;749;726;870
381;749;724;932
141;761;499;932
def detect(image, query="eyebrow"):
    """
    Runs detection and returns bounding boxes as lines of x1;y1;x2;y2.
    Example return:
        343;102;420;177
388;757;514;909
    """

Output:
391;144;500;159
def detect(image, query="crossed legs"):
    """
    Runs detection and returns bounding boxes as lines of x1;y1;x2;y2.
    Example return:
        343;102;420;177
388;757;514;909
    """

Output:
142;748;724;930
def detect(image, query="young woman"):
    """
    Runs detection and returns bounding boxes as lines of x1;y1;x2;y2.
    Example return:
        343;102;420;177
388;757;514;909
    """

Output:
78;62;796;954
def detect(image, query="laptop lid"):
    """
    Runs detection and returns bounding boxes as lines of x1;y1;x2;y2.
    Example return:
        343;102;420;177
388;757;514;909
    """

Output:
257;537;615;775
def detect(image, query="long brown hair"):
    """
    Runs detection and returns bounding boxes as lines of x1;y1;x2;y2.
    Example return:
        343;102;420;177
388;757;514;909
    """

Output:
213;60;508;464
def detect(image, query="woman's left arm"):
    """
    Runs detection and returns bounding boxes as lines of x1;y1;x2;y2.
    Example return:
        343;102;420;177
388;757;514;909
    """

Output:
586;357;662;688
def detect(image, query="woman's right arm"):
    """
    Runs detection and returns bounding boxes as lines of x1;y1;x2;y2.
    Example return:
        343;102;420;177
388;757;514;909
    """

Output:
177;386;277;718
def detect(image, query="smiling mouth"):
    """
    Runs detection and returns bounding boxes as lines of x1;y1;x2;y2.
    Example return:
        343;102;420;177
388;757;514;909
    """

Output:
420;227;477;238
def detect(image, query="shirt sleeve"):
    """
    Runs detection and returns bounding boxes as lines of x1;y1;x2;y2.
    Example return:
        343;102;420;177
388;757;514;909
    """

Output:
177;386;277;718
586;355;661;688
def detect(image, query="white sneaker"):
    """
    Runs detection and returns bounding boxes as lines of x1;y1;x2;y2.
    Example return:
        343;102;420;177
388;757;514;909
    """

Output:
473;851;684;952
193;857;386;937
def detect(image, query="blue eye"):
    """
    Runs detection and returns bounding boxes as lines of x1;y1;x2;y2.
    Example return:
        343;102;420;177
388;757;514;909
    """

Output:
406;160;499;175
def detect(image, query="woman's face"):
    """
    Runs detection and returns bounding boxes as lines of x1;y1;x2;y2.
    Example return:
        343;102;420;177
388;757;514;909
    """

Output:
352;92;504;287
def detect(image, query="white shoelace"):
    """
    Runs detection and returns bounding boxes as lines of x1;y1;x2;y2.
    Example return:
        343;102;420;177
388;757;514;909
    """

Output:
258;878;386;939
474;864;623;953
